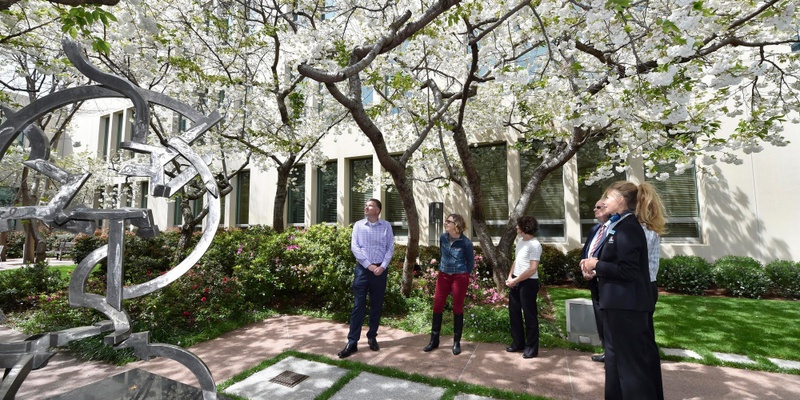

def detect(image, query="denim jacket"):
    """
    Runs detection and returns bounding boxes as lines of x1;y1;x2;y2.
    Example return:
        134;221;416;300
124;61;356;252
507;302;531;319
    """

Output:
439;233;475;274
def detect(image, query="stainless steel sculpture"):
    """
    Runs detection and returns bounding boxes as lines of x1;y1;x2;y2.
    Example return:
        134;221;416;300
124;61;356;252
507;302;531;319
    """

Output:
0;40;222;400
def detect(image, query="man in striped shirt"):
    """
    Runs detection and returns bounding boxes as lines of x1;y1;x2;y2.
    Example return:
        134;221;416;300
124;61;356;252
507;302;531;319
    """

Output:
338;198;395;359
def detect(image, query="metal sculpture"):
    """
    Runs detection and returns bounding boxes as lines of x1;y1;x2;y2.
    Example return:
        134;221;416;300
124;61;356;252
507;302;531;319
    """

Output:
0;40;222;400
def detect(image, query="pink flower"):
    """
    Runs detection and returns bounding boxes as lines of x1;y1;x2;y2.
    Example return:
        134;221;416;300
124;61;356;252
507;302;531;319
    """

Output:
430;259;438;264
201;297;207;302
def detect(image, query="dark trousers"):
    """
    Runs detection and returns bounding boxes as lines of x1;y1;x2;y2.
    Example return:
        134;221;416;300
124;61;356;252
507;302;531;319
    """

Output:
603;309;664;400
347;264;388;344
590;281;604;345
432;272;469;314
648;281;659;340
508;278;539;350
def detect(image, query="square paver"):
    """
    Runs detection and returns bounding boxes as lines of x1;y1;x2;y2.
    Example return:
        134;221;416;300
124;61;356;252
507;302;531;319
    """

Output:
767;358;800;370
225;356;348;400
712;352;756;365
661;348;702;360
331;371;445;400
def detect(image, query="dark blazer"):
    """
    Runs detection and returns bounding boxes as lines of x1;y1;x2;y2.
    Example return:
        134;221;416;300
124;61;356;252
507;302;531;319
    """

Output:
594;213;653;312
581;223;602;293
581;223;602;259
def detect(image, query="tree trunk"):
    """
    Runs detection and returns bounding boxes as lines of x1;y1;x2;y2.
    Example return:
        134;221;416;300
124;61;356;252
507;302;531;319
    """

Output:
392;172;419;297
272;159;295;234
18;167;40;264
0;231;7;261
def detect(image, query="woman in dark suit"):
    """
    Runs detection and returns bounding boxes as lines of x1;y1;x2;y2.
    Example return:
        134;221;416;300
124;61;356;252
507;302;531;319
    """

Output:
581;181;663;400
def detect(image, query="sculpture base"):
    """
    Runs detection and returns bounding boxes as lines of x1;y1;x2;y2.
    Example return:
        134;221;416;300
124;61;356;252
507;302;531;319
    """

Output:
46;368;228;400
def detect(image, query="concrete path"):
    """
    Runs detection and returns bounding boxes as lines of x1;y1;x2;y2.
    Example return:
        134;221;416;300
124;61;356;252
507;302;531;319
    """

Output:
0;258;75;271
3;315;800;399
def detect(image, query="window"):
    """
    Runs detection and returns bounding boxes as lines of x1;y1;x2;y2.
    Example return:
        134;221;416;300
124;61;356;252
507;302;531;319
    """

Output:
115;112;124;150
178;114;188;132
645;163;701;240
101;116;110;158
471;143;508;237
124;184;132;207
139;181;149;209
236;171;250;225
316;161;337;224
287;165;305;225
520;148;565;239
349;158;373;224
173;196;184;226
577;142;624;239
385;161;412;237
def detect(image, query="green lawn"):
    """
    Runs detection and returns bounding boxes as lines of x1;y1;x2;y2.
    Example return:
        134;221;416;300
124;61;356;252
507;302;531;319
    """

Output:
546;287;800;369
49;265;77;279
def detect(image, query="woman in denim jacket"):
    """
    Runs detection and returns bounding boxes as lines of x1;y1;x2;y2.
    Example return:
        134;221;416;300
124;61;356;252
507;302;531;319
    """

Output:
423;213;475;355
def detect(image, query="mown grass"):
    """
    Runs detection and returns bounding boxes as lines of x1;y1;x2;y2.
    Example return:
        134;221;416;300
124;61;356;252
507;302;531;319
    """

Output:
546;287;800;371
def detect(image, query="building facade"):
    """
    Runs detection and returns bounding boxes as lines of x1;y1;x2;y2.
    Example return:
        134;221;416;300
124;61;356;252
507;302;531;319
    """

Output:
65;98;800;265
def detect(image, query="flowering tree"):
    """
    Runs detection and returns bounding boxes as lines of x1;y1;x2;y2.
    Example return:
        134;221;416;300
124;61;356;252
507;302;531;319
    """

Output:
300;0;800;290
94;0;351;235
0;0;118;11
0;3;91;262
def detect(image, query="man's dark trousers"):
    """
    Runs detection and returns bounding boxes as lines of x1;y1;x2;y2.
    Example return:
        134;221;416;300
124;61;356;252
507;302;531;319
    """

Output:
347;264;388;344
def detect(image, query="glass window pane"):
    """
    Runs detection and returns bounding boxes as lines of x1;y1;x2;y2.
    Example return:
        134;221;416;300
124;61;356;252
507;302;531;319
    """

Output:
236;171;250;225
645;163;701;239
470;144;508;238
287;165;305;225
316;161;337;223
520;149;565;239
349;158;373;224
173;196;183;226
385;162;411;237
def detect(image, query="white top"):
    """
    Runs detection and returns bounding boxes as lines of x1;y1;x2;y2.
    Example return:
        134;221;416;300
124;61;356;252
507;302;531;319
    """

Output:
642;224;661;282
513;237;542;279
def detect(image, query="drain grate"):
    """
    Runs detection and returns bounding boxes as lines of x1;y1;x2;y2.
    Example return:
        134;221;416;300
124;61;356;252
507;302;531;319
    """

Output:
269;370;310;387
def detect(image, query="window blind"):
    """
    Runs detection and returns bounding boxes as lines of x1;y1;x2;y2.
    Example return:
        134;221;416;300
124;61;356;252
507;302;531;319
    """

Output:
316;161;337;223
349;158;373;224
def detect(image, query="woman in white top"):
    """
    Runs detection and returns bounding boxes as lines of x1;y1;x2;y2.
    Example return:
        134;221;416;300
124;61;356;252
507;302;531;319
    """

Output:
636;182;667;337
505;215;542;359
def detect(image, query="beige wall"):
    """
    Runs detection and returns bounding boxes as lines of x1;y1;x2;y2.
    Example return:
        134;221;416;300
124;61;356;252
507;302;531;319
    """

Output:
68;106;800;264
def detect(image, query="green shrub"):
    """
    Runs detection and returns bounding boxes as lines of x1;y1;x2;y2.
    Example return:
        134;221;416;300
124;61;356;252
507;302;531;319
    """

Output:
0;261;67;311
201;226;274;276
539;244;567;285
123;230;182;284
658;255;714;295
72;233;107;266
13;289;102;333
140;262;247;331
564;248;589;288
765;260;800;298
713;255;770;299
3;230;25;258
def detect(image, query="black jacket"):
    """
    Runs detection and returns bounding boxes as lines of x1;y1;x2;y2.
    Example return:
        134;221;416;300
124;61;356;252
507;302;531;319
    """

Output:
594;213;653;312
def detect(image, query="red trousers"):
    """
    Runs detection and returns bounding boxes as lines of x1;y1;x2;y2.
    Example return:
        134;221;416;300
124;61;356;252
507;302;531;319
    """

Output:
432;272;469;314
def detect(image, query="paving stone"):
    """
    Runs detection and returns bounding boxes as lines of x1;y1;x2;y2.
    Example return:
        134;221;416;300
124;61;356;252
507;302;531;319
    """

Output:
225;356;348;400
661;348;702;360
712;352;756;365
454;394;496;400
330;371;445;400
768;358;800;370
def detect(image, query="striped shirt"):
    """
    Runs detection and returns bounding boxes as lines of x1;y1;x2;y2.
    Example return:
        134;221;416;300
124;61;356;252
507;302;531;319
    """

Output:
351;218;395;270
